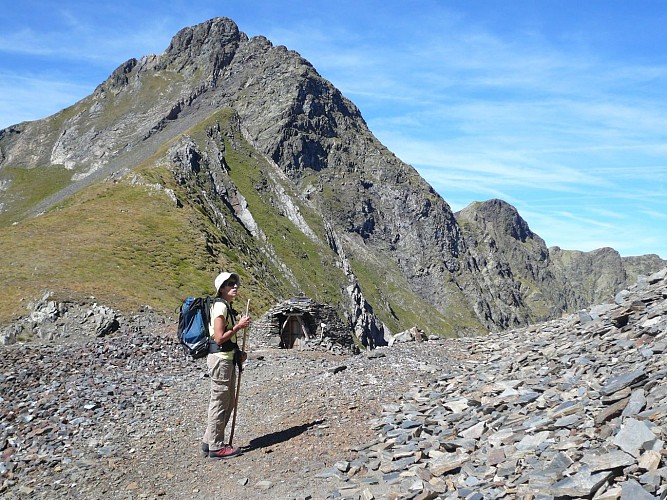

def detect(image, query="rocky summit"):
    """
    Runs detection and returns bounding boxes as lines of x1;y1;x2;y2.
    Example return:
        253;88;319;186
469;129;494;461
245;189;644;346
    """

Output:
1;268;665;499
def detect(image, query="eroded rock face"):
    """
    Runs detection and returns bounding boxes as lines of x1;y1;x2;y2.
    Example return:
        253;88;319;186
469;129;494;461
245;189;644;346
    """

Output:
456;199;667;328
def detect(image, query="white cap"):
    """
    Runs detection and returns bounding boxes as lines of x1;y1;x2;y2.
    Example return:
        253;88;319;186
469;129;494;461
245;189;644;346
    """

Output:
214;272;240;293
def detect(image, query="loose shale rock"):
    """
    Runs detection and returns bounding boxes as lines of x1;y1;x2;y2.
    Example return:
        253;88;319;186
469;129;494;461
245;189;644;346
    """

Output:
1;269;666;499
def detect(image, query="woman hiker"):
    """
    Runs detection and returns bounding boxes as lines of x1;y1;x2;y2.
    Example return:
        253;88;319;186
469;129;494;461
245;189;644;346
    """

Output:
201;271;250;459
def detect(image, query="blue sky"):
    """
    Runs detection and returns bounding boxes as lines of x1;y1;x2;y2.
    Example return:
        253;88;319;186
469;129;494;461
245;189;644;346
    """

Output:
2;0;666;259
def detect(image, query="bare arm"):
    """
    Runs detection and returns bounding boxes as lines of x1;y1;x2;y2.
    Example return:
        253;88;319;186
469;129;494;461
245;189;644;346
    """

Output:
212;314;250;345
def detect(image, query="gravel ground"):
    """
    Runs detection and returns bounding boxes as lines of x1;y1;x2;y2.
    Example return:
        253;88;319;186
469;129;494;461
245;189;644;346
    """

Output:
1;321;465;500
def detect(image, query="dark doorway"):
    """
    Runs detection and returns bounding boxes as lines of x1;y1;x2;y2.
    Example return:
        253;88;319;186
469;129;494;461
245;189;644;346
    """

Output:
280;313;310;349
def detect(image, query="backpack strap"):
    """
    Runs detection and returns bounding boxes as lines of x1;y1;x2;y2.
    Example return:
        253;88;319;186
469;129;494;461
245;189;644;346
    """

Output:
202;296;213;326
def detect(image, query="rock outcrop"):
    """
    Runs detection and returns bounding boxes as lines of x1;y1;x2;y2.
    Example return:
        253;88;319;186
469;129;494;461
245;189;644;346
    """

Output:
0;292;166;346
456;199;665;326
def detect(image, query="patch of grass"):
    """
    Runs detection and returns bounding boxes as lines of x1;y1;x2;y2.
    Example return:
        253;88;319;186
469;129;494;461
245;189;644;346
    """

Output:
0;172;231;322
0;165;73;227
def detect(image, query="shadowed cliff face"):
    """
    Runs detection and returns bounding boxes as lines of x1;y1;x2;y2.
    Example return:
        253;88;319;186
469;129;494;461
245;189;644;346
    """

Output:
456;199;666;324
0;17;664;341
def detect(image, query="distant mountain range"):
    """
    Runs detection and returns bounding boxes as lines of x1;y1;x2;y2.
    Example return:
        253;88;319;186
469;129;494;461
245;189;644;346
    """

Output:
0;17;664;344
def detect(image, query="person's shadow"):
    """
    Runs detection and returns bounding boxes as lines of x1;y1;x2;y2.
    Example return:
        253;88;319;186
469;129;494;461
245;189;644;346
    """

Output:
241;419;325;452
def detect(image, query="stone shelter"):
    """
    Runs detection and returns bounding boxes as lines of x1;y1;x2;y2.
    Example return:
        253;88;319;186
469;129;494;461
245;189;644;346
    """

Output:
250;296;355;354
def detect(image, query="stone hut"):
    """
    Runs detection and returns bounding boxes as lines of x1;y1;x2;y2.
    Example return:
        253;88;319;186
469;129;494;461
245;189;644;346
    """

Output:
251;296;355;354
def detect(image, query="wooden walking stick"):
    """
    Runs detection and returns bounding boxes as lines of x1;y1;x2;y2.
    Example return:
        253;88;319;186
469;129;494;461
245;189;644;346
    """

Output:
228;299;250;447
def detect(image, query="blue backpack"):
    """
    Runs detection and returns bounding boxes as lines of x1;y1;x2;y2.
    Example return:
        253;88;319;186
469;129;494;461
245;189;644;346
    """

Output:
177;297;214;359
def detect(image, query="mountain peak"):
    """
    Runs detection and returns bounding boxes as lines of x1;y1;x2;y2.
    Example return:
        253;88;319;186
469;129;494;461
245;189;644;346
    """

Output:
457;198;537;244
160;17;246;72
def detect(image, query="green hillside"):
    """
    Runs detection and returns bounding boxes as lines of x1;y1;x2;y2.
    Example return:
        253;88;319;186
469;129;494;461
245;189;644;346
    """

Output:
0;110;350;325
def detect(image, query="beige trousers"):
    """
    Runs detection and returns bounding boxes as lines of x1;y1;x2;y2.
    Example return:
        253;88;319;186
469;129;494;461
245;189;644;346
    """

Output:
202;355;236;451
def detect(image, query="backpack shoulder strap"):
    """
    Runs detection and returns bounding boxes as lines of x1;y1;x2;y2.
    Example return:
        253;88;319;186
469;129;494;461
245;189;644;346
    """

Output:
227;304;236;326
211;297;235;326
202;296;214;326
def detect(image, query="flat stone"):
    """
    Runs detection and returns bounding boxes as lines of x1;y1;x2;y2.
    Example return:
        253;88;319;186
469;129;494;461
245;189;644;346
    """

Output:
487;429;514;447
315;467;344;479
613;418;657;457
515;431;551;451
600;369;647;396
334;460;350;472
622;389;647;417
444;399;469;413
637;450;661;471
379;456;417;473
486;447;506;466
554;414;580;428
255;480;273;490
595;397;630;425
459;421;485;440
620;478;656;499
548;470;613;497
580;450;635;471
428;449;468;476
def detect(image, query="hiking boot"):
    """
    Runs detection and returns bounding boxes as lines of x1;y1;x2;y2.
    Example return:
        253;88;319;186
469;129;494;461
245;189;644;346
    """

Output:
201;442;209;456
209;444;240;459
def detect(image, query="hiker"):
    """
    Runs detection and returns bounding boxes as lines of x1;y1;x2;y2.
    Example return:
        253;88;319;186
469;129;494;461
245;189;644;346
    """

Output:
201;271;250;459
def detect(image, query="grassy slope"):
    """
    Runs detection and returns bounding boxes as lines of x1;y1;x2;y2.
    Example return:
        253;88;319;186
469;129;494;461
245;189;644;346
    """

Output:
0;111;241;321
0;166;73;226
0;109;348;324
0;172;223;321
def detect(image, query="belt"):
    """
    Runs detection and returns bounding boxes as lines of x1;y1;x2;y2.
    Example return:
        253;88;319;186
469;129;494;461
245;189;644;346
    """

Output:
208;341;237;353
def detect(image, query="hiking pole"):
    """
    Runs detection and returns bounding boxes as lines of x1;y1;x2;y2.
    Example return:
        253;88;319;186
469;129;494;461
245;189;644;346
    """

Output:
228;299;250;447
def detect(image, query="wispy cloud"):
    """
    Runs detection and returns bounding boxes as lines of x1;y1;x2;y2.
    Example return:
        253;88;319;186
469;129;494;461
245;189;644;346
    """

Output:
0;72;94;127
640;208;667;219
0;1;215;69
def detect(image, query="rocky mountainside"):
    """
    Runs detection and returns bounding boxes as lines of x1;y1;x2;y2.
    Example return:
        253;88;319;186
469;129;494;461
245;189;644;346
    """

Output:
456;200;666;325
0;17;664;343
